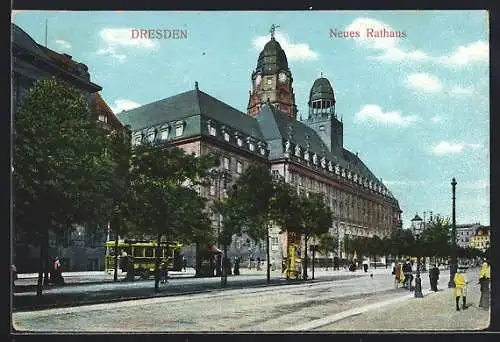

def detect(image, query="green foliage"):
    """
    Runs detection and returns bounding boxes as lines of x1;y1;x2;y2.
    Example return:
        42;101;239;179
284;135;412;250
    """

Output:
317;233;338;256
389;228;415;258
420;215;451;258
298;192;333;239
128;142;218;243
269;180;302;234
14;77;114;241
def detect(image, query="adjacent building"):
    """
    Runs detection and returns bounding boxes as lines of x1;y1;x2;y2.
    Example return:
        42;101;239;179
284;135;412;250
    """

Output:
12;23;123;271
455;223;480;249
118;31;402;267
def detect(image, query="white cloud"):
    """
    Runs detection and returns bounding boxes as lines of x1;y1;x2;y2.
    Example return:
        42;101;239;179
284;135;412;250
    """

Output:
405;73;442;93
111;99;141;113
449;85;474;96
431;115;444;123
466;143;482;149
439;41;489;67
354;104;418;126
97;28;159;61
431;141;464;155
252;31;318;61
55;39;71;50
346;18;488;68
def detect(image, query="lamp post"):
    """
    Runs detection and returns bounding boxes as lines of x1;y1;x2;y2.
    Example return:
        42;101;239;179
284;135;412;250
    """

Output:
448;178;457;288
414;233;424;298
210;168;232;287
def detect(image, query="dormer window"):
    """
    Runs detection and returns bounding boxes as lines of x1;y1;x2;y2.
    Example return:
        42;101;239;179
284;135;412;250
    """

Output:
207;120;216;136
175;125;184;137
160;128;169;140
224;132;230;142
312;154;318;165
98;114;108;123
134;133;142;146
304;151;310;161
147;132;155;143
249;143;255;151
328;161;333;172
341;169;346;177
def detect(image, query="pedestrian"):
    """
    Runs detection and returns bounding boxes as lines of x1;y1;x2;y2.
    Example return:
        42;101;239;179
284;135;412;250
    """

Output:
453;266;468;311
391;261;396;275
478;260;490;309
182;256;187;272
53;257;65;285
233;257;240;276
362;259;369;273
429;264;440;292
402;260;413;289
256;257;261;271
160;261;168;284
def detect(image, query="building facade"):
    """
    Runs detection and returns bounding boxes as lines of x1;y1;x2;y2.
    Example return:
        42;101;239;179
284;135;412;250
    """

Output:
12;23;123;272
118;32;402;268
469;225;490;252
455;223;480;249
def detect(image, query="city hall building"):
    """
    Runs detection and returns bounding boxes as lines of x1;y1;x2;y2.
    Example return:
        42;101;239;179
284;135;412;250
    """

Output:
118;31;403;267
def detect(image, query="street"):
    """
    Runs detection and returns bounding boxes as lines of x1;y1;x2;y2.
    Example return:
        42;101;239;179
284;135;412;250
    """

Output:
13;268;456;332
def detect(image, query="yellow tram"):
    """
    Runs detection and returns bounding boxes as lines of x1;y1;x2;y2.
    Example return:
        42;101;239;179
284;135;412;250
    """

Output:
104;239;183;279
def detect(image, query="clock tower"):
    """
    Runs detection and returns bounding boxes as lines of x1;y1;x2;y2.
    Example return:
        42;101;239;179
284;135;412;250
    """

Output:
247;26;297;120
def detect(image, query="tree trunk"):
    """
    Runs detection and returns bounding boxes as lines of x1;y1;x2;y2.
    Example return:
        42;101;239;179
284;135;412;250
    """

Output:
303;235;309;280
312;243;316;280
266;225;270;284
222;245;228;287
195;242;202;277
37;228;49;297
154;231;161;293
113;226;119;282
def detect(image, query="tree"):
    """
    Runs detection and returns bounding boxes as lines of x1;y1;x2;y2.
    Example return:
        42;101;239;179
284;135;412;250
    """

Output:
298;192;332;280
128;142;217;292
14;78;115;296
389;228;415;259
368;235;382;268
229;164;275;283
421;215;451;264
317;233;338;260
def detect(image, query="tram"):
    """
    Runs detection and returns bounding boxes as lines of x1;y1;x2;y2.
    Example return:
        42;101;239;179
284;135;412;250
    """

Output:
104;239;183;279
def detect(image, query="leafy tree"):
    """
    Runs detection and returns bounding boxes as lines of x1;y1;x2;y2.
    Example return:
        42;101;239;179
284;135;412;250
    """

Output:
421;215;451;264
368;235;382;268
128;142;217;292
228;165;275;282
298;192;332;279
14;78;115;296
389;228;415;259
317;233;338;259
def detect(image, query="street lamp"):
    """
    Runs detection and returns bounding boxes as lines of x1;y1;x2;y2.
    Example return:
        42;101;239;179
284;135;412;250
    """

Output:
414;233;424;298
448;178;457;288
209;168;232;287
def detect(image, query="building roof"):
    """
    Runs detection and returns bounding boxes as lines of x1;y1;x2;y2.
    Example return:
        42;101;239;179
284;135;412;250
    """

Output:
118;87;264;141
256;37;289;75
91;93;124;129
12;23;101;93
411;213;423;222
309;77;336;102
255;102;392;198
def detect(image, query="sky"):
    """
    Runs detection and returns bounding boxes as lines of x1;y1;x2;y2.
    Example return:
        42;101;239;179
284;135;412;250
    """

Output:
12;10;490;228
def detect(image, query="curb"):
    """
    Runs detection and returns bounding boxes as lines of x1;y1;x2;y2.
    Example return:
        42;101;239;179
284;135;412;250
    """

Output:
286;289;437;331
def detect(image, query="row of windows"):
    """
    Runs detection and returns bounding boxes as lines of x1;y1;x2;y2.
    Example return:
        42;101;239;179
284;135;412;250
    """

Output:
207;121;267;156
133;124;185;146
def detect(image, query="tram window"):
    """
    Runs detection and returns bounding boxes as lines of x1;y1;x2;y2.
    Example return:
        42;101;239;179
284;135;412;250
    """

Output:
135;247;145;257
145;248;154;257
108;247;116;255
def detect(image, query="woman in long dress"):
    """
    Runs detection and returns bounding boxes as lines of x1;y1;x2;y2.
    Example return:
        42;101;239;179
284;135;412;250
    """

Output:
478;261;490;309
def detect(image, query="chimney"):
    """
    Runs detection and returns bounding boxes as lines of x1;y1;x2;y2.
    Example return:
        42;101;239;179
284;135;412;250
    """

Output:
195;81;199;90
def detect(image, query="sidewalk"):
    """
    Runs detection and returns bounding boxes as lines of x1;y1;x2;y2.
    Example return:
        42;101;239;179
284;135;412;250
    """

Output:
315;270;490;331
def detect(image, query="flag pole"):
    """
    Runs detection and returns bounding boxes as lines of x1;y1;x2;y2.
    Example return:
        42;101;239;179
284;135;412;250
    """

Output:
45;18;48;47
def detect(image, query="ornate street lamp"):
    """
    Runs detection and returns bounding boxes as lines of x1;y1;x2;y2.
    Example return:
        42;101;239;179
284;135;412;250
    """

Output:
448;178;457;288
414;233;423;298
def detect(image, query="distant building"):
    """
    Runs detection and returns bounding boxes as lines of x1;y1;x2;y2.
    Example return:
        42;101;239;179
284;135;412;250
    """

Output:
12;23;123;272
469;225;490;252
410;213;424;236
455;223;480;249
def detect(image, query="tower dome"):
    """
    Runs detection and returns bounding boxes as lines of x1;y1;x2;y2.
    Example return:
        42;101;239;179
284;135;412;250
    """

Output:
256;37;289;75
309;77;336;103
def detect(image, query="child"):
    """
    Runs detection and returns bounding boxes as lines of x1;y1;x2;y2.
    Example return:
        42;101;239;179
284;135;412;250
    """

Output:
453;266;468;311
